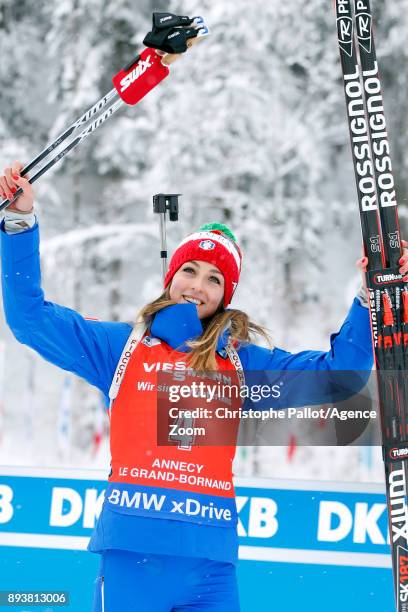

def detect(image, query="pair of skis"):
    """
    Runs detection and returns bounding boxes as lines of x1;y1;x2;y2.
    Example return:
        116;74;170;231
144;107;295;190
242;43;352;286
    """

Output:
335;1;408;610
0;13;209;213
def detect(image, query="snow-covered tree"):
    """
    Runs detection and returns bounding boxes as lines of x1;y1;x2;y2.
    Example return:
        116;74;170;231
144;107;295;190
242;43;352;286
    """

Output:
0;0;406;482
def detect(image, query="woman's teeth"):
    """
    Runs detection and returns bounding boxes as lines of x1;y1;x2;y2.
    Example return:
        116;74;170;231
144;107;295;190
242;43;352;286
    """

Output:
183;296;202;305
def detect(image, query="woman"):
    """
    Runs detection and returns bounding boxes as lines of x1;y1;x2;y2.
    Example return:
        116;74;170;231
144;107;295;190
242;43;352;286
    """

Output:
2;161;407;611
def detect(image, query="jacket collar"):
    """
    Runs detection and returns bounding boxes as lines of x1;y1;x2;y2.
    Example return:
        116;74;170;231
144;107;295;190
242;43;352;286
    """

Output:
150;304;229;355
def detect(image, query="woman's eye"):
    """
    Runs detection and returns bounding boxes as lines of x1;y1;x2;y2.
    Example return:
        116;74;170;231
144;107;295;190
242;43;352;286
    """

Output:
210;276;221;284
183;267;194;273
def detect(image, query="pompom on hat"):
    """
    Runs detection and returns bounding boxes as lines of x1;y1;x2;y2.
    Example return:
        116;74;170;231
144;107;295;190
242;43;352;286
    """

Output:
164;222;243;307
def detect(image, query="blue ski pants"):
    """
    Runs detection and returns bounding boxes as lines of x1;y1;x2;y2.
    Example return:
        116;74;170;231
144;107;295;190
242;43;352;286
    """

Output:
92;550;240;611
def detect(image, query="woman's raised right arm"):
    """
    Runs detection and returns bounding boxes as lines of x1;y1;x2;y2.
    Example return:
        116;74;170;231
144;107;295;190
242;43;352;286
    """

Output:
1;161;132;398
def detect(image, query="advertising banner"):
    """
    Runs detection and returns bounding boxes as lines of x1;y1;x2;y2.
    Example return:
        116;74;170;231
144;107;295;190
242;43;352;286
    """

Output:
0;467;393;611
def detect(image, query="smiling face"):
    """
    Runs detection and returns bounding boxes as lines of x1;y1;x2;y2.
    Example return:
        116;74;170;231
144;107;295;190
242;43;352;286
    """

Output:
169;260;225;319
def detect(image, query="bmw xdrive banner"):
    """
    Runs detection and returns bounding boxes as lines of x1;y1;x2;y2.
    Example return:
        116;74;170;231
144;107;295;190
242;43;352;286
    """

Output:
0;467;393;611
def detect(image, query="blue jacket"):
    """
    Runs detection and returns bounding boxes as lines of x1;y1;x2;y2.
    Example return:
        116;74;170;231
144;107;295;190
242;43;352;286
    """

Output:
1;221;373;563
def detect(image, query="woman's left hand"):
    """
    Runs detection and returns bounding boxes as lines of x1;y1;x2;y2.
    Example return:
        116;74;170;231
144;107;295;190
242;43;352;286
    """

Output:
399;240;408;281
356;239;408;289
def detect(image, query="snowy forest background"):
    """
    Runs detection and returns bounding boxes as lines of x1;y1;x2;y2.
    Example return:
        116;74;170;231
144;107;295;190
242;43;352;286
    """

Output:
1;0;407;483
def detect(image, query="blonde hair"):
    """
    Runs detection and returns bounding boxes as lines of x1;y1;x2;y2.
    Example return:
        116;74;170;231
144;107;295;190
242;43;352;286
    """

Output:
135;287;273;371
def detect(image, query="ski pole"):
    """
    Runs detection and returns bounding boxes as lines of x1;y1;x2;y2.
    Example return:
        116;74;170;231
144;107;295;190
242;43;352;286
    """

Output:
21;89;118;179
1;13;209;213
1;96;125;213
153;193;180;281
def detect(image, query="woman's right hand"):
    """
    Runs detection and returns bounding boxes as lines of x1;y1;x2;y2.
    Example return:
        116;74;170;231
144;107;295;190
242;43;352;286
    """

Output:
0;161;34;212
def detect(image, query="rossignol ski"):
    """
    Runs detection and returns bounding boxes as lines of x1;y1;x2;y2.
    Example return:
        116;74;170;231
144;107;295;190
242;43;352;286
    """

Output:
0;13;209;213
335;1;408;610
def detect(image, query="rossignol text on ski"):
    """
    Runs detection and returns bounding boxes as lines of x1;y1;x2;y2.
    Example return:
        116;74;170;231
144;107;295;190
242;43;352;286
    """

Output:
335;1;408;610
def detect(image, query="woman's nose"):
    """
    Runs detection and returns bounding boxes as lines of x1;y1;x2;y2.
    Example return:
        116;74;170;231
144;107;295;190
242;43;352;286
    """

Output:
191;276;204;292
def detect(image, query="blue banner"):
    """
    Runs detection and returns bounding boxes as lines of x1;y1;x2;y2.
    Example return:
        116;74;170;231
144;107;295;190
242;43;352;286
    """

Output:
0;467;394;611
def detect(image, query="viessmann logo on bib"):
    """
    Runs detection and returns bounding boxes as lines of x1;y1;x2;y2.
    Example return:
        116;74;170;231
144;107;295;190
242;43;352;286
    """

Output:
143;361;187;372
